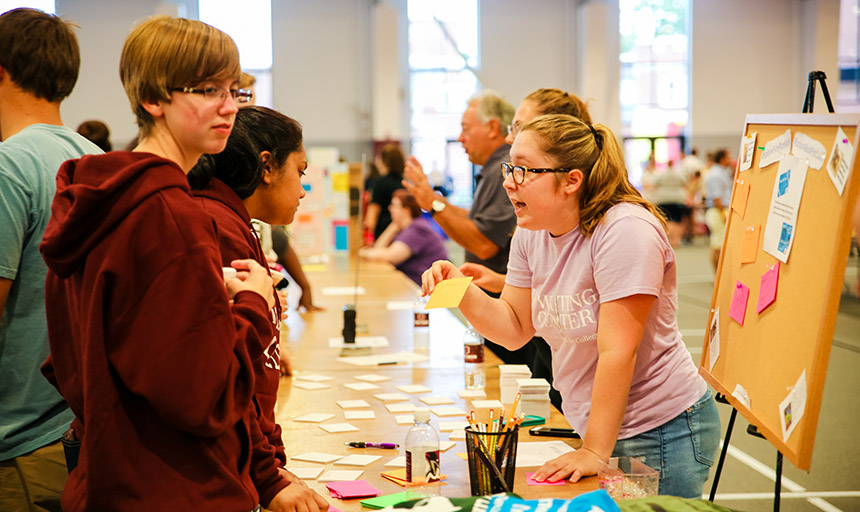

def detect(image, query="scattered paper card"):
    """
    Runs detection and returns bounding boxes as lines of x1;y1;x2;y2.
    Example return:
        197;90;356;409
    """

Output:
827;127;854;195
439;421;469;432
375;393;409;402
471;399;504;409
731;179;751;219
448;430;466;440
321;287;366;296
424;277;473;310
380;468;447;488
457;389;487;398
732;384;751;409
319;470;363;482
326;480;380;499
294;413;335;423
354;374;392;383
740;225;761;264
295;374;335;382
395;414;415;425
291;452;344;464
431;406;467;417
759;129;791;168
286;467;324;480
337;400;371;409
729;281;750;326
439;441;457;452
516;441;575;467
344;410;376;420
526;472;566;486
779;370;807;442
344;382;380;391
338;352;429;367
757;262;780;314
319;423;360;433
708;309;720;372
384;456;406;467
763;156;808;263
396;384;432;394
386;403;416;413
386;301;414;311
292;381;330;390
419;396;455;406
792;132;827;170
328;336;390;349
360;491;411;510
739;132;757;172
334;454;382;466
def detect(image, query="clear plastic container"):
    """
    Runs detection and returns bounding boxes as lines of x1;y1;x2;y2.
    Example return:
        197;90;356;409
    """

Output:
413;296;430;354
598;457;658;500
463;324;485;390
405;408;441;497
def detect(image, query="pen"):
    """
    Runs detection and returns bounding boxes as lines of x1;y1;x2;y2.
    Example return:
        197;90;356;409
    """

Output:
377;361;398;366
344;442;400;449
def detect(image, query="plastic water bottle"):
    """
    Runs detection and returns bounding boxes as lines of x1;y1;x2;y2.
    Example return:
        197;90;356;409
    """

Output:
405;408;441;498
413;296;430;354
463;324;485;390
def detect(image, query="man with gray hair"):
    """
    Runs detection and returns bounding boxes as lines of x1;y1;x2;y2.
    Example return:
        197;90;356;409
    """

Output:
404;91;532;364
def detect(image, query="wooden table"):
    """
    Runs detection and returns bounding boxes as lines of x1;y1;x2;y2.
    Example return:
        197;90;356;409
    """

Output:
277;257;598;508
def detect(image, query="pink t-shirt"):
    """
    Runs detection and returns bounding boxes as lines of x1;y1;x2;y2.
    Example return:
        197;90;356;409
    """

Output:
506;203;706;439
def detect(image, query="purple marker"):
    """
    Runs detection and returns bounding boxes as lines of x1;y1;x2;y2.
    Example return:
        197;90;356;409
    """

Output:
345;441;400;449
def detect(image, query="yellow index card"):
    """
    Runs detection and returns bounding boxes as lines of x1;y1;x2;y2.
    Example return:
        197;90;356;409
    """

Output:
424;277;473;310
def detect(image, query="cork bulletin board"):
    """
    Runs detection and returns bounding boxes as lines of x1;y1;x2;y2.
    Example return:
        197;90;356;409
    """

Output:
700;113;860;470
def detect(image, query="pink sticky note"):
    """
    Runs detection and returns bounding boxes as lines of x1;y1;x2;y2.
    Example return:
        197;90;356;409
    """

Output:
326;480;380;499
526;472;566;486
729;281;750;325
757;262;780;314
328;507;343;512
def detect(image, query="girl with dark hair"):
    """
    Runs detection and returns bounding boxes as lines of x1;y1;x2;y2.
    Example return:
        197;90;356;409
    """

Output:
421;114;720;498
364;143;405;240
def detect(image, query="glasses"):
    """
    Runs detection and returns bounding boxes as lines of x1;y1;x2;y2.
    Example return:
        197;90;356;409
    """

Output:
507;122;522;139
172;86;251;104
501;162;572;185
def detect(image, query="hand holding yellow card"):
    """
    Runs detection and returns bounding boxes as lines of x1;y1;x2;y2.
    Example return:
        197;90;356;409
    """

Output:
424;277;473;309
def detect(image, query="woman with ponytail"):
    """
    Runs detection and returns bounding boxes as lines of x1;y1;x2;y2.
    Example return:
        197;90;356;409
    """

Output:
421;114;719;497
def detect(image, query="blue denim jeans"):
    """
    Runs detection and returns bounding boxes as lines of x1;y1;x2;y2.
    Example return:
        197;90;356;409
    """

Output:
612;389;721;498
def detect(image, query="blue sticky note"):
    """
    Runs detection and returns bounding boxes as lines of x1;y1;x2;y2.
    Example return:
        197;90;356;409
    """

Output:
334;224;348;251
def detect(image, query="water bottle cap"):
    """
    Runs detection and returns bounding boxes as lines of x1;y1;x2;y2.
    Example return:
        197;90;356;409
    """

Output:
413;407;431;422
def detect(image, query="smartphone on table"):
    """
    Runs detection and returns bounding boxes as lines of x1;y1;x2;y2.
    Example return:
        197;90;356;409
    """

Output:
528;426;580;439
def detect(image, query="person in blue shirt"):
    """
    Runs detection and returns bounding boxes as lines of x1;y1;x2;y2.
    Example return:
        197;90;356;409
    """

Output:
704;148;734;271
0;8;103;511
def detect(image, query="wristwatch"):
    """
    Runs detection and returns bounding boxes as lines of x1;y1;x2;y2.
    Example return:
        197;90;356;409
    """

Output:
431;199;446;216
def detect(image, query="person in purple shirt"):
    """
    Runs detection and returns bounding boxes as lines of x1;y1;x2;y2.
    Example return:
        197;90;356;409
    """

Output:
359;189;447;285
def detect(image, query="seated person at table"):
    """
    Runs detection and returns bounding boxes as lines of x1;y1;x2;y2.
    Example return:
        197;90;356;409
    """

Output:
39;15;322;511
421;114;720;498
189;106;325;501
359;189;447;285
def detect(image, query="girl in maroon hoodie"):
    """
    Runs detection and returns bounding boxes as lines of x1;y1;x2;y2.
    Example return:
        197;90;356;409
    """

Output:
188;107;307;477
39;15;325;512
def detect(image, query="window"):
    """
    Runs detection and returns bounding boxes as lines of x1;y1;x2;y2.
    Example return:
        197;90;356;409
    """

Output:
838;0;860;110
619;0;689;187
408;0;479;207
0;1;54;14
198;0;273;107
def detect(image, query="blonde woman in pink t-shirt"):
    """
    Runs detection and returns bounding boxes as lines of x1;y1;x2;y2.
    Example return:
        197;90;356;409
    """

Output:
421;114;720;498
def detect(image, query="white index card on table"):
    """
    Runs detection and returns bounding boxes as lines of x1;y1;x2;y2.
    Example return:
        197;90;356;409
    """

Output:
293;413;335;423
292;381;330;390
386;403;416;413
395;414;415;425
321;287;366;296
439;421;469;432
419;396;455;406
471;400;504;409
319;422;360;433
334;454;383;466
431;406;467;417
384;456;406;467
328;336;389;349
337;399;370;409
448;430;466;440
354;374;392;382
294;374;335;382
386;301;414;310
374;393;409;402
319;470;363;482
344;382;380;391
457;389;486;398
515;441;575;467
291;452;344;464
396;384;432;394
285;467;324;480
439;441;457;452
344;410;375;420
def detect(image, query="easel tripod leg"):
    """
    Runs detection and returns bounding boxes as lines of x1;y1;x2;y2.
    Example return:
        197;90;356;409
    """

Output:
774;451;783;512
708;407;737;502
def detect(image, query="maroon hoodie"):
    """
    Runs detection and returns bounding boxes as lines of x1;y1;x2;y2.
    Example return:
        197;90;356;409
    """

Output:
40;152;287;511
193;178;286;466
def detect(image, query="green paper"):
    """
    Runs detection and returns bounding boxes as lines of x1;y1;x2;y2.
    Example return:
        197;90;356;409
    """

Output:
361;491;412;509
521;415;545;426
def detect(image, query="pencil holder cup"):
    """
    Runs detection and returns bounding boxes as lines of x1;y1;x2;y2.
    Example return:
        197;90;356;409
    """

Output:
465;425;518;496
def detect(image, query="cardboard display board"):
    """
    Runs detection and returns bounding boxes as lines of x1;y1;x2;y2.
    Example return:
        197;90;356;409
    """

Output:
700;113;860;470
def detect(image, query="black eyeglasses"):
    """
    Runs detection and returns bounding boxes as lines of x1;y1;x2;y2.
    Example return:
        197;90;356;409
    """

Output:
172;86;251;104
501;162;572;184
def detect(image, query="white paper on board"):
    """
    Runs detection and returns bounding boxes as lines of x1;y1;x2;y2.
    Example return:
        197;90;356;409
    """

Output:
826;127;854;195
708;309;720;372
792;132;827;170
763;156;809;263
779;370;808;442
759;129;792;168
732;384;751;409
739;132;757;172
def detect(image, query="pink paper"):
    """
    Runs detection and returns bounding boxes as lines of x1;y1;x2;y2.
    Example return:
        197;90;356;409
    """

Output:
526;472;566;486
328;507;343;512
326;480;380;499
756;262;780;314
729;281;750;325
